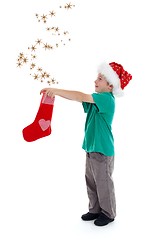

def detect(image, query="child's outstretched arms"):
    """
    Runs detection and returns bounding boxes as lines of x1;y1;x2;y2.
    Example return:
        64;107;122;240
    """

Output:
40;88;94;103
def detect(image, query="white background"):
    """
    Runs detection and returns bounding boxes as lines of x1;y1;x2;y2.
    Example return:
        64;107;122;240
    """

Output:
0;0;147;239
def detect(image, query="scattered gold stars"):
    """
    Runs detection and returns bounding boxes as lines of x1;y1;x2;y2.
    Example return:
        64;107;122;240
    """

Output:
43;43;53;50
46;26;61;36
33;70;58;85
17;2;75;85
17;53;28;68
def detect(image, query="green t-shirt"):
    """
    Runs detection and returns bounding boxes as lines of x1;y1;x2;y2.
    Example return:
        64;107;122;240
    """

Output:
82;92;115;156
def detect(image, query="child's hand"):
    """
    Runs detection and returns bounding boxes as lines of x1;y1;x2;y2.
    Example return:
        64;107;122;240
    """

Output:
40;88;57;98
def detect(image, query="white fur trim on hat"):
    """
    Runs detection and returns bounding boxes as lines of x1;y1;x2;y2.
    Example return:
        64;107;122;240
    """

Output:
98;63;124;97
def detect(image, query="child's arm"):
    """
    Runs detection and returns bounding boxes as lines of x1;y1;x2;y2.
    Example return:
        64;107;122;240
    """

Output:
40;88;94;103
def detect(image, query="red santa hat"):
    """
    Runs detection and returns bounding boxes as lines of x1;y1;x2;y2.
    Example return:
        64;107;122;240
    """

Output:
98;62;132;97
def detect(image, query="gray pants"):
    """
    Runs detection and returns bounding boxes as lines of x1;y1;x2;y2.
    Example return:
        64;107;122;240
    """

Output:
85;152;116;219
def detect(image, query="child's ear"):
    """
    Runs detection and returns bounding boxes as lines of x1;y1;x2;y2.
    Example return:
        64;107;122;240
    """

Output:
109;84;113;91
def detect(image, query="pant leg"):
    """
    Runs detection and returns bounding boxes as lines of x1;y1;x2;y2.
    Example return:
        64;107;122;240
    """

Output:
89;152;116;219
85;152;101;214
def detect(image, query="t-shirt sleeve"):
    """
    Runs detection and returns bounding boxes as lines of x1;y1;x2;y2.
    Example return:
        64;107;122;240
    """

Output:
82;102;91;113
92;93;110;113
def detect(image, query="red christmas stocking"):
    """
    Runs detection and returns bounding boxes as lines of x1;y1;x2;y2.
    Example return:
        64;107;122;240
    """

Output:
22;94;55;142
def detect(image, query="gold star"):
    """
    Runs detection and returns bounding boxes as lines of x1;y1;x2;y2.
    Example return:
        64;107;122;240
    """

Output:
44;43;53;50
31;45;37;51
23;57;28;63
43;43;48;50
33;74;39;80
48;45;53;50
46;73;50;78
37;67;42;72
30;63;36;69
36;39;42;45
43;71;47;77
41;14;47;21
17;62;22;67
49;11;56;17
51;78;56;83
18;54;24;61
64;31;69;35
41;73;46;78
55;27;59;32
17;57;23;62
19;52;24;58
31;54;37;59
65;3;72;9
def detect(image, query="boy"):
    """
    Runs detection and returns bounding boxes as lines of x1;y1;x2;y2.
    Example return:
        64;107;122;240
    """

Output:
40;62;132;226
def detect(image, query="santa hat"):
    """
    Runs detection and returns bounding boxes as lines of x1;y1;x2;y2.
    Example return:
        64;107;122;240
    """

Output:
98;62;132;97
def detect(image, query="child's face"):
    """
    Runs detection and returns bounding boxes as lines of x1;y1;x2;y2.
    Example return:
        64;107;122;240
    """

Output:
94;73;113;93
